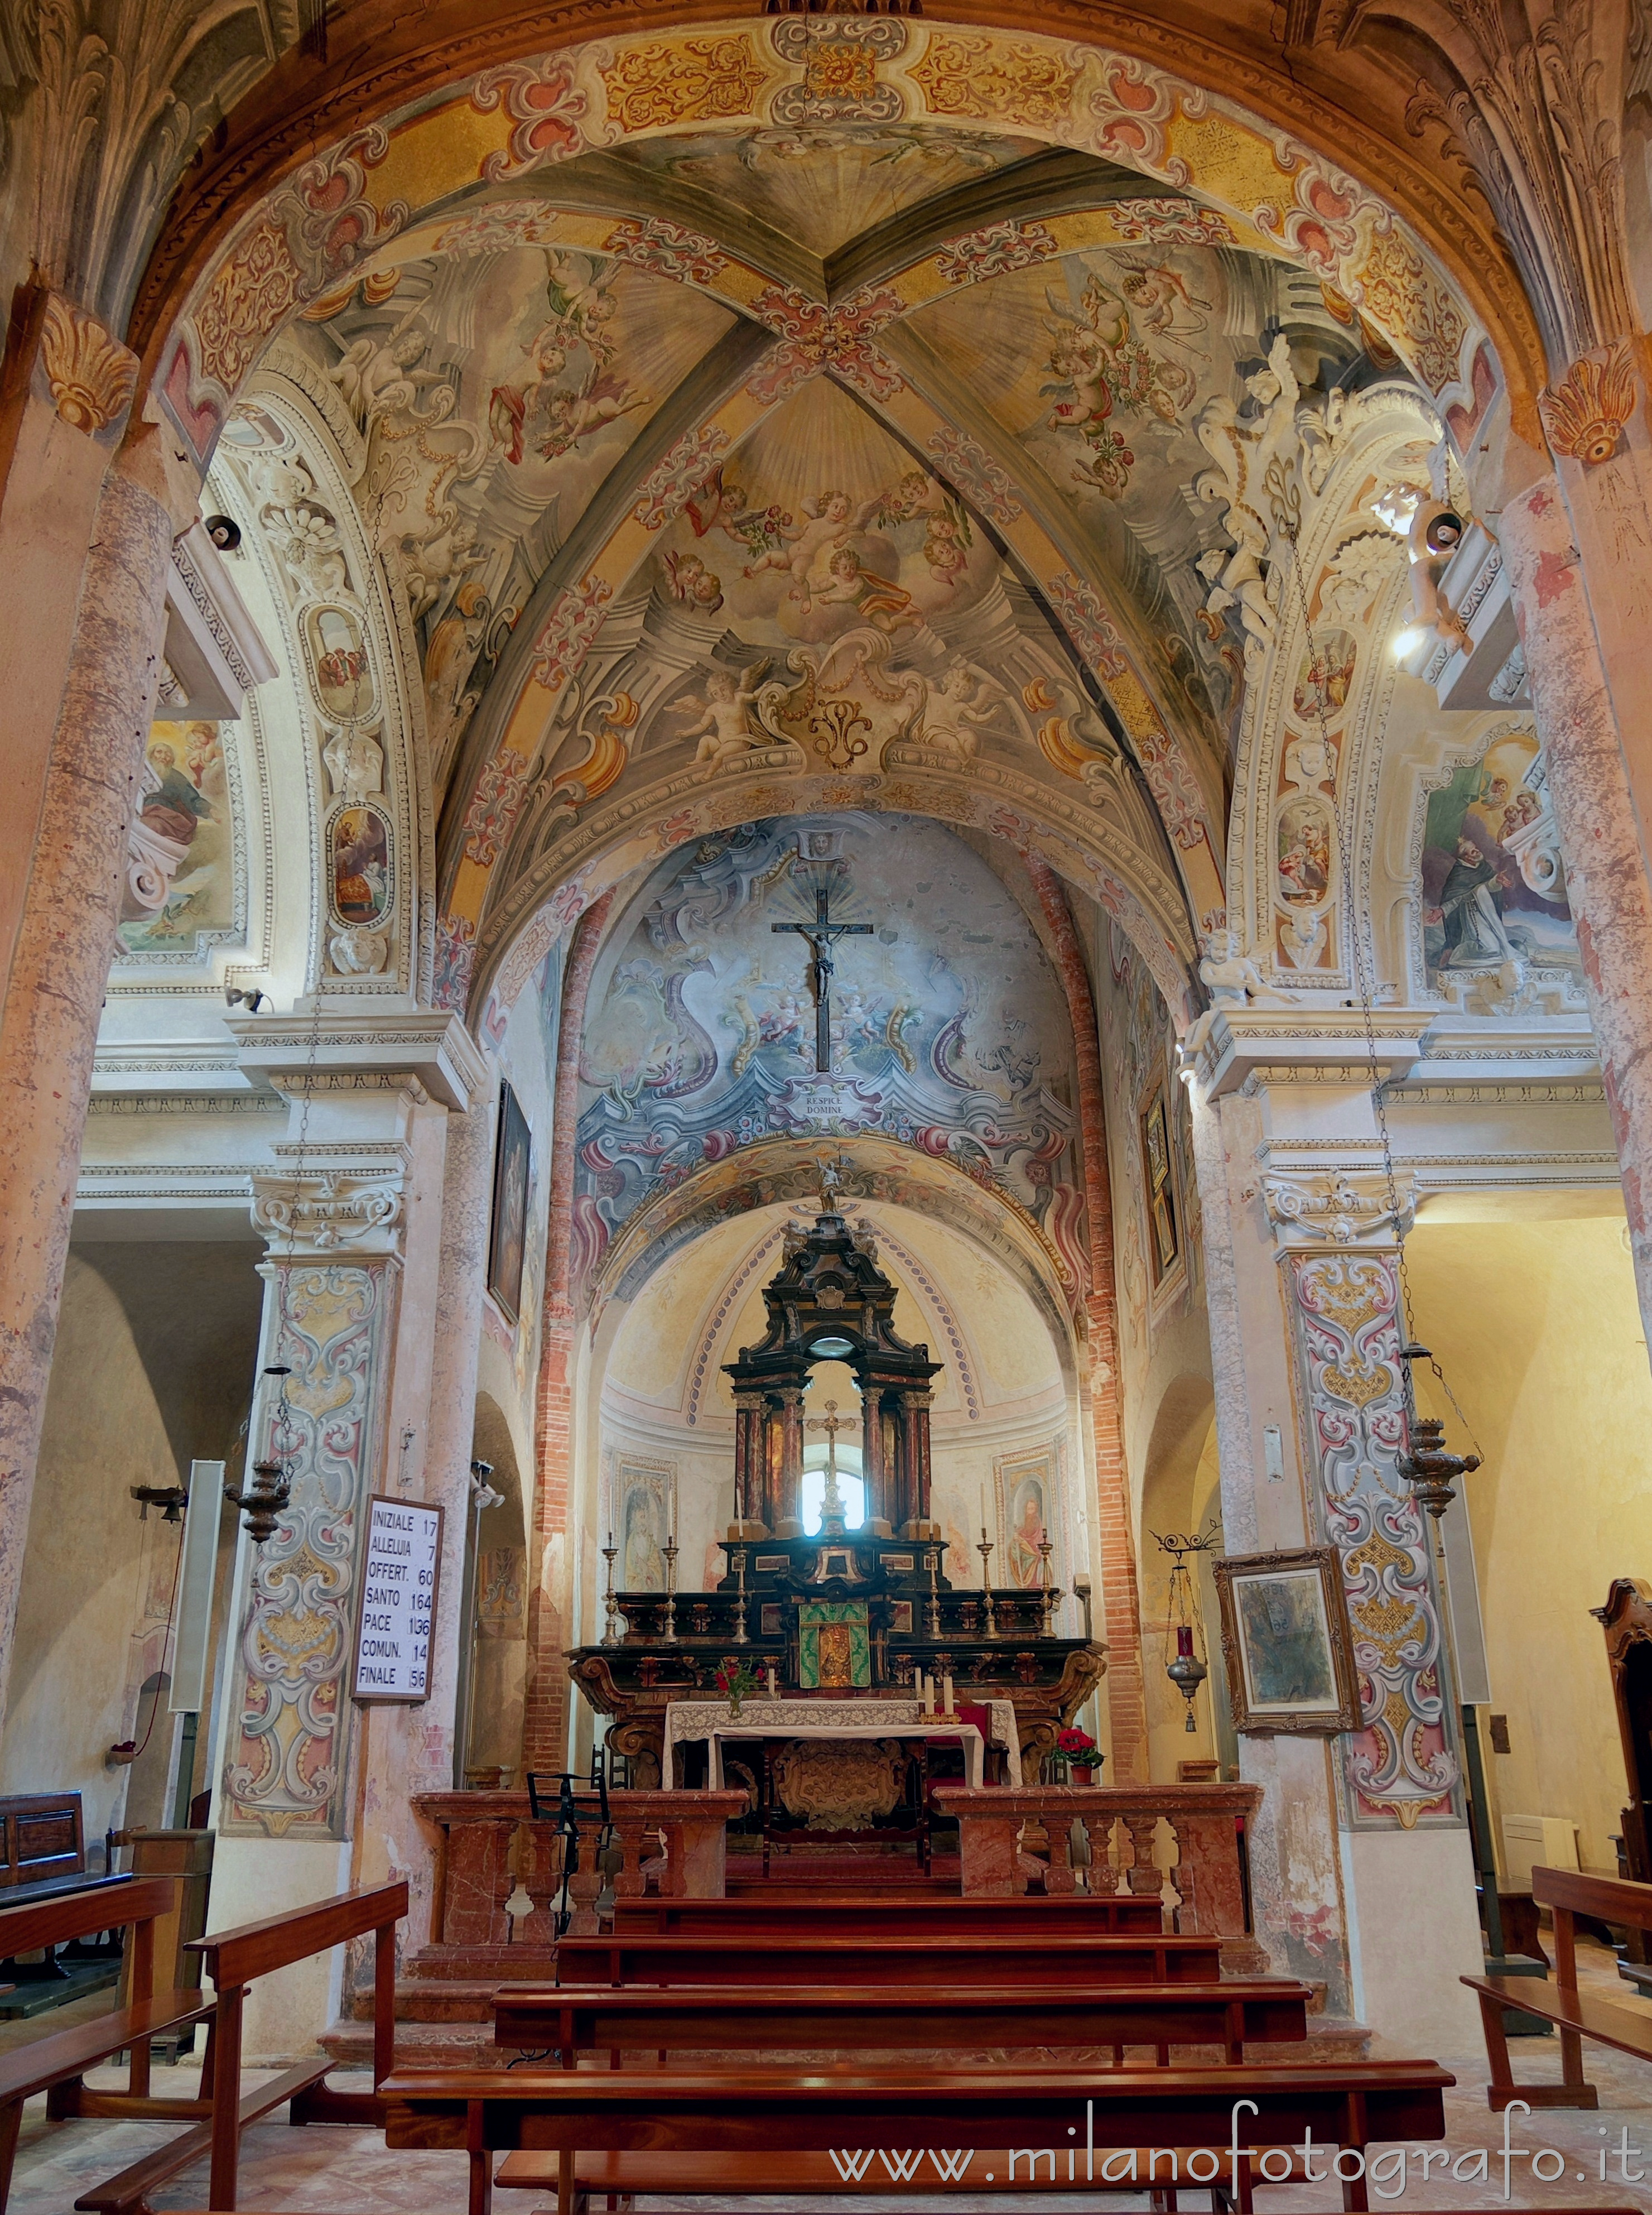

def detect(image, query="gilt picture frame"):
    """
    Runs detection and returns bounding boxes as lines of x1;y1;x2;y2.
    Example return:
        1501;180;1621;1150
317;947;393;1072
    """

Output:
1212;1545;1360;1735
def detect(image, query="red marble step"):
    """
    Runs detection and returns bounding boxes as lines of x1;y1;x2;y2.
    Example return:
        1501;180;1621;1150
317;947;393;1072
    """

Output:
401;1943;560;1981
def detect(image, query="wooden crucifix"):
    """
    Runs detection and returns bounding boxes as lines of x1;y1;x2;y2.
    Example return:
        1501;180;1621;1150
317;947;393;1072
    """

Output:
773;884;873;1075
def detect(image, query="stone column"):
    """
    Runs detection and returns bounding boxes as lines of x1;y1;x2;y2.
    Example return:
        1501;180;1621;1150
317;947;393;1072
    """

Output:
1499;475;1652;1345
776;1387;805;1535
0;397;196;1743
524;893;613;1776
421;1078;499;1790
1187;1017;1484;2053
1022;856;1148;1783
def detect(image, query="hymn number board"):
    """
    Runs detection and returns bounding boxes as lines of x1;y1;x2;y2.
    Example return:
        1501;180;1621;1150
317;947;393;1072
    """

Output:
351;1495;444;1704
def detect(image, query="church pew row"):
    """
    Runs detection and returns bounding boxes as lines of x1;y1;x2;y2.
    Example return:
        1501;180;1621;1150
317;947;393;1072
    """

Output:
609;1892;1165;1937
381;2058;1454;2215
496;1979;1311;2067
553;1931;1222;1987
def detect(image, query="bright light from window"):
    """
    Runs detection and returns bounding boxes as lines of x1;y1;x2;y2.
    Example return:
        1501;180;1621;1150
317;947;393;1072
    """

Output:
801;1442;865;1535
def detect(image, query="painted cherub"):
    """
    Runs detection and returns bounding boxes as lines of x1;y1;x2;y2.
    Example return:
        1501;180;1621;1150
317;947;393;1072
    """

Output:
664;549;725;614
744;488;880;598
811;545;915;631
538;372;646;458
542;249;621;364
673;661;773;773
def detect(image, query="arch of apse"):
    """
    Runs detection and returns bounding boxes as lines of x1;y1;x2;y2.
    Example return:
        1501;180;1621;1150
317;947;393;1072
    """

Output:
129;11;1538;419
128;21;1523;993
583;1133;1082;1378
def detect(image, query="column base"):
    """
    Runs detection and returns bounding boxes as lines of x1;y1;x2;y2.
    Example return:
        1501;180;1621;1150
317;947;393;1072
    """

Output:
773;1517;805;1539
900;1518;943;1542
726;1520;768;1541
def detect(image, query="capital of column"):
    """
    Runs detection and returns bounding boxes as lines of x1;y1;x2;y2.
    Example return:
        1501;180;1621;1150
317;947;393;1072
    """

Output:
252;1151;410;1261
1260;1166;1415;1253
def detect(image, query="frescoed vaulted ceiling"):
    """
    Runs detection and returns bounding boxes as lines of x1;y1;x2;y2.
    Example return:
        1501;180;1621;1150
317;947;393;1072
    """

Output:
186;20;1491;1026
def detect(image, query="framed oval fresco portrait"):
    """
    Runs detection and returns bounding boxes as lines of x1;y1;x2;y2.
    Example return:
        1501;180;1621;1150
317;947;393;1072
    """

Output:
305;602;376;722
329;802;393;929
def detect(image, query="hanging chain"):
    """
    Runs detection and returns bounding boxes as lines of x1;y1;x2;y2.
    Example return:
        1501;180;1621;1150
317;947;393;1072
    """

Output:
1282;517;1484;1459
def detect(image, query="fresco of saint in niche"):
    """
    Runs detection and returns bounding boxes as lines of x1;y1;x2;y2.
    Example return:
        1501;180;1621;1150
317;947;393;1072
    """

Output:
331;805;392;927
1420;732;1577;987
1276;797;1333;909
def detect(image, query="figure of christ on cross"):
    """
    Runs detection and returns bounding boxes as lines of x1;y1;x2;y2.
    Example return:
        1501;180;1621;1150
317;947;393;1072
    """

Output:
806;1396;854;1535
773;883;873;1075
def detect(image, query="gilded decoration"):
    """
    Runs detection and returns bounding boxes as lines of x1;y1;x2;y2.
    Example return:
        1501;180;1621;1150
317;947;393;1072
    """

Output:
771;1737;907;1829
221;1263;389;1839
1540;344;1637;467
1290;1252;1456;1828
38;297;136;437
600;35;769;133
907;33;1080;132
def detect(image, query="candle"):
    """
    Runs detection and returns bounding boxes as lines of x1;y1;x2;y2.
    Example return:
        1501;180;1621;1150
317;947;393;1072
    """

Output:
1176;1625;1194;1658
942;1673;954;1716
767;1663;777;1699
921;1672;932;1715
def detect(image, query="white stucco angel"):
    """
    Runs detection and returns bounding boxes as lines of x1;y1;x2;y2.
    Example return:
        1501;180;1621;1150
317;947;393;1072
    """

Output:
1182;926;1292;1056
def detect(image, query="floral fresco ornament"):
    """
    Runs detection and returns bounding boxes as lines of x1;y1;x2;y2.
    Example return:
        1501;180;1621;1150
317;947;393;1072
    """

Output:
770;17;907;126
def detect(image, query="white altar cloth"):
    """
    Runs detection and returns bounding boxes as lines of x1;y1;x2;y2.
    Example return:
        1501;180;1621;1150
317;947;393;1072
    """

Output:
664;1697;1023;1790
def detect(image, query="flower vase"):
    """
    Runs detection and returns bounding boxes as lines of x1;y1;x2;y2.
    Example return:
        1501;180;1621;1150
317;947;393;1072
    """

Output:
1071;1765;1094;1786
728;1693;742;1721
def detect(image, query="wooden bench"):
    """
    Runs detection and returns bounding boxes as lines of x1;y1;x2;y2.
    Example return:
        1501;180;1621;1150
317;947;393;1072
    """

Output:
495;2142;1317;2211
553;1930;1222;1987
381;2057;1453;2215
71;1878;406;2214
1463;1862;1652;2109
0;1876;212;2210
497;1977;1312;2068
0;1789;86;1891
610;1892;1165;1936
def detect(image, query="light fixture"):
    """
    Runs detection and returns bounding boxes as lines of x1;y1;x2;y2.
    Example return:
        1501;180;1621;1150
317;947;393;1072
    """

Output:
1154;1521;1221;1732
225;985;271;1014
225;1364;295;1542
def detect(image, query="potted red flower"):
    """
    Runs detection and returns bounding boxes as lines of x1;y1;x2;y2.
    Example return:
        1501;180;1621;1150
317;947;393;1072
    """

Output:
1051;1726;1101;1786
714;1656;759;1719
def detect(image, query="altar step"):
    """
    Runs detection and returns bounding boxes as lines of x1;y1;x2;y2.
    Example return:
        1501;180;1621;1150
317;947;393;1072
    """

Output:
319;2013;1375;2071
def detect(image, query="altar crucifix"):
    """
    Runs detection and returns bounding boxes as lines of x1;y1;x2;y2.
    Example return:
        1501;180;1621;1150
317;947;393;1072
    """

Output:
773;884;873;1074
806;1396;853;1535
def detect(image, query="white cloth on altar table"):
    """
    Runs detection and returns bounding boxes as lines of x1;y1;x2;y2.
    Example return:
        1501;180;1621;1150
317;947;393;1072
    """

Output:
663;1697;1023;1789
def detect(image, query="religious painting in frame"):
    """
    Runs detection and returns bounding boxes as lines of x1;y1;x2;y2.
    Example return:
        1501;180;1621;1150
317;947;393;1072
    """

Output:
798;1599;871;1689
994;1445;1057;1590
1140;1080;1181;1282
487;1082;531;1323
1212;1546;1360;1735
613;1456;674;1593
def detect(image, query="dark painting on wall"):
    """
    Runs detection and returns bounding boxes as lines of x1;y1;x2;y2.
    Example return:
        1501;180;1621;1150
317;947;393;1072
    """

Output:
488;1082;531;1324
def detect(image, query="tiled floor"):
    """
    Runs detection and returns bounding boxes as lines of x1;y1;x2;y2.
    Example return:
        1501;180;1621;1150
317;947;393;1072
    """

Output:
12;1939;1652;2214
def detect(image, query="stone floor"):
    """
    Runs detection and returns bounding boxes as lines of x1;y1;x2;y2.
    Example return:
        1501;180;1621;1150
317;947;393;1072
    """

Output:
11;1939;1652;2213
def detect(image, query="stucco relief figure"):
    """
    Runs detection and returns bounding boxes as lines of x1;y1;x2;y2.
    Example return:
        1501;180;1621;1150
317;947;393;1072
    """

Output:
322;724;384;799
1183;928;1290;1054
912;662;1005;760
1194;334;1304;666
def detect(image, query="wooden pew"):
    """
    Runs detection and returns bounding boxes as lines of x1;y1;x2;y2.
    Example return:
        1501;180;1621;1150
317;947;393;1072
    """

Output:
382;2057;1454;2215
610;1892;1164;1936
1463;1862;1652;2109
73;1878;406;2215
554;1931;1222;1987
0;1876;212;2212
497;1977;1312;2066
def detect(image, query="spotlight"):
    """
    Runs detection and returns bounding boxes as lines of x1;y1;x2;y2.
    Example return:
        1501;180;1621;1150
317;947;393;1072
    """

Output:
225;985;271;1013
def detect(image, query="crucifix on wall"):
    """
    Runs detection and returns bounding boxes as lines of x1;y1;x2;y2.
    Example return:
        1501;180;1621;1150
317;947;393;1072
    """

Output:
773;885;872;1075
